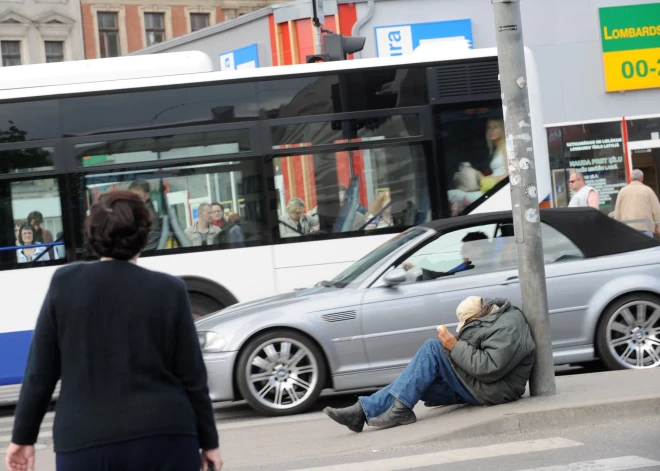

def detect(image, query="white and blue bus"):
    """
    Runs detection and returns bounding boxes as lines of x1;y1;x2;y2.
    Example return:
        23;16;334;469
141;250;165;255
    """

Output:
0;46;550;387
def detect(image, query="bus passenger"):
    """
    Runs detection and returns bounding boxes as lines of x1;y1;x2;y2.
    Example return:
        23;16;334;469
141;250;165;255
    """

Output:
129;180;162;251
13;219;26;246
184;203;220;247
279;197;317;238
16;224;51;263
211;203;227;230
27;211;55;260
365;192;393;230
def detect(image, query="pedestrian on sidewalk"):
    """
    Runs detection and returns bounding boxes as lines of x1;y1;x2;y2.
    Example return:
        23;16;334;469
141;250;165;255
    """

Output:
614;169;660;237
324;297;536;432
567;172;600;209
5;191;222;471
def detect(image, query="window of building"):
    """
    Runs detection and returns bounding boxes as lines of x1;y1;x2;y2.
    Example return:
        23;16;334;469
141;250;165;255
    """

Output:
1;41;21;67
97;12;120;58
274;143;430;239
44;41;64;63
145;13;166;47
190;13;209;32
0;177;65;268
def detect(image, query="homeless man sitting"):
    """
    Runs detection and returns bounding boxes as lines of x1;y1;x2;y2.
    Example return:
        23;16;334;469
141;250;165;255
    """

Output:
324;297;536;432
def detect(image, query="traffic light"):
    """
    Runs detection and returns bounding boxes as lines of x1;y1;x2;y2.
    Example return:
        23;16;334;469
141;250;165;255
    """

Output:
324;33;366;61
306;33;366;63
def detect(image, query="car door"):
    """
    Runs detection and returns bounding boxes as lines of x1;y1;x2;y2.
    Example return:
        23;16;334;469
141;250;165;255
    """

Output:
494;221;593;353
359;222;521;386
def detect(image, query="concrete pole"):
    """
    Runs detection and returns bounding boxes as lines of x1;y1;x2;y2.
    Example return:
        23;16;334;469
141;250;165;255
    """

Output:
312;0;323;54
491;0;556;396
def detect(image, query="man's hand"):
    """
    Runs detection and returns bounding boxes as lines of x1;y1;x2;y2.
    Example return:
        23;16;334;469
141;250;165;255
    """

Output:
201;448;223;471
438;327;457;351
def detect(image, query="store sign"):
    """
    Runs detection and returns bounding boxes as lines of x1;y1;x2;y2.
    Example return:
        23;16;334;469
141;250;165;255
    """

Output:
546;121;627;211
374;19;473;58
219;43;259;71
599;3;660;92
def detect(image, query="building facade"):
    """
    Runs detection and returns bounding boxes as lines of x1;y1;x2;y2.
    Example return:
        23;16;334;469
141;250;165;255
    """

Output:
80;0;281;59
0;0;84;66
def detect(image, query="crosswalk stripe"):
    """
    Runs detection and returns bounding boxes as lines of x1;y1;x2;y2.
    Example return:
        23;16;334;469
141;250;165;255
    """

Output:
288;437;583;471
517;456;660;471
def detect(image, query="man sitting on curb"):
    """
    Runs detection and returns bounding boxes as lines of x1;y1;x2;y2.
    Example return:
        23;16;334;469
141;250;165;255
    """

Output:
324;296;536;432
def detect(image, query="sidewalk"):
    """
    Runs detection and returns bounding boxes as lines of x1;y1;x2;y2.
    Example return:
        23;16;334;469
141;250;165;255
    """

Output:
219;368;660;469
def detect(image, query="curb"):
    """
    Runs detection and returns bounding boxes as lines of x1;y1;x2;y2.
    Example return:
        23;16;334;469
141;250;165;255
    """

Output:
414;396;660;444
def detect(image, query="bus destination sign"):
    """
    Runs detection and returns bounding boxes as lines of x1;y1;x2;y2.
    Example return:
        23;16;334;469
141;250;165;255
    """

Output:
599;3;660;92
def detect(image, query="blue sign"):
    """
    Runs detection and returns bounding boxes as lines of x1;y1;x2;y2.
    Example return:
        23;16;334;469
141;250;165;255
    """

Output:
374;19;473;57
219;43;260;71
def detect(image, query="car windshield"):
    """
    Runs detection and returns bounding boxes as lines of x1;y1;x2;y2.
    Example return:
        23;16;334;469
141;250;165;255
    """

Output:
328;229;426;288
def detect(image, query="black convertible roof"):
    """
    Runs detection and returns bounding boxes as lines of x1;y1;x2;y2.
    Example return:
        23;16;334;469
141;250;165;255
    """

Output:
420;207;660;258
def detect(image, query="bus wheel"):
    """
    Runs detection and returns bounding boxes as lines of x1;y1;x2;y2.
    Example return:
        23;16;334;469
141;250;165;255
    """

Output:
181;276;238;318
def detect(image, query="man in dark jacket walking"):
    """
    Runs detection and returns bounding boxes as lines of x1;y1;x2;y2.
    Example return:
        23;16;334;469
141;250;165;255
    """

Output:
324;297;536;432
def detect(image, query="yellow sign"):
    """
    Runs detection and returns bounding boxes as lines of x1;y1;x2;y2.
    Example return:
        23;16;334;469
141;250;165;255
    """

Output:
600;4;660;92
602;47;660;92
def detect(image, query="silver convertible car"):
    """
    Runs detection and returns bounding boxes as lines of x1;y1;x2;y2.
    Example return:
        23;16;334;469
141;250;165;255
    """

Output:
195;208;660;416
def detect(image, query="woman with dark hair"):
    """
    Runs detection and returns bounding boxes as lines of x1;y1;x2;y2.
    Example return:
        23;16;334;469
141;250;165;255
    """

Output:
6;191;222;471
16;224;51;263
27;211;55;260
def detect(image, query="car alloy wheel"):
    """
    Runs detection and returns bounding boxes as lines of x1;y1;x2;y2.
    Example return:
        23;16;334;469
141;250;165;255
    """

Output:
237;331;326;415
605;300;660;369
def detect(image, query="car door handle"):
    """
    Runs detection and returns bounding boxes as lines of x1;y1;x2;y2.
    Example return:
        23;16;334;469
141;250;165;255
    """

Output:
501;276;519;285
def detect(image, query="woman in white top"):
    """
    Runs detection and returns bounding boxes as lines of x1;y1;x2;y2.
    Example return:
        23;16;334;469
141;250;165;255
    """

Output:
16;224;51;263
365;192;393;230
481;118;508;180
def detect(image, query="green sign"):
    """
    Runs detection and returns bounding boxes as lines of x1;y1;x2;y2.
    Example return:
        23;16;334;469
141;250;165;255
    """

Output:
599;3;660;92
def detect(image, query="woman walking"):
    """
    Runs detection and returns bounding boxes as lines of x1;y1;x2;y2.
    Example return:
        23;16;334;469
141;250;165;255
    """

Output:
5;191;222;471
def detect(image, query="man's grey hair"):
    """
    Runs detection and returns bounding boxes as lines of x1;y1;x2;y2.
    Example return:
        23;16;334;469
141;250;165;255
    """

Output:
631;169;644;181
286;197;306;214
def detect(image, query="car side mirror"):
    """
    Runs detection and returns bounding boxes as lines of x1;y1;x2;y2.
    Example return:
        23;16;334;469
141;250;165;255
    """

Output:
383;267;407;286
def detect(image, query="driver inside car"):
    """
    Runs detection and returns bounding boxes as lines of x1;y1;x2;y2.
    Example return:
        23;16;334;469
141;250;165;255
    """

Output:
400;231;492;282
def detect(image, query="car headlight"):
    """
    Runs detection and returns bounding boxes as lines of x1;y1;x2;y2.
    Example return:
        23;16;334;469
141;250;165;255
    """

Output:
197;331;227;353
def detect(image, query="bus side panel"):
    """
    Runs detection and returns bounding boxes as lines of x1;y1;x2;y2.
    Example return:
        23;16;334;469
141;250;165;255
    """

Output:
139;245;277;303
273;234;396;293
0;265;61;385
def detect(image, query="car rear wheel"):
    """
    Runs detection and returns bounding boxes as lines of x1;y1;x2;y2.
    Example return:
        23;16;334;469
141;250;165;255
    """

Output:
596;294;660;370
236;331;326;416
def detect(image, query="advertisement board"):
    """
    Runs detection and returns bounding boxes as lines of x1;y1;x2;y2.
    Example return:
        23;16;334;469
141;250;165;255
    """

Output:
219;43;260;71
374;19;473;58
599;3;660;92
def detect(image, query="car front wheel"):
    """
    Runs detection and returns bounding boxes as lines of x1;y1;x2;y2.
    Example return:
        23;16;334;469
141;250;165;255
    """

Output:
236;331;326;416
596;294;660;370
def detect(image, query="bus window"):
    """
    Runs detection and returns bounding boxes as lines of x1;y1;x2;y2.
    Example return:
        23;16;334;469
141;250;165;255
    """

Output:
274;143;430;239
437;106;506;216
0;177;65;268
0;147;55;174
74;128;252;168
80;159;266;255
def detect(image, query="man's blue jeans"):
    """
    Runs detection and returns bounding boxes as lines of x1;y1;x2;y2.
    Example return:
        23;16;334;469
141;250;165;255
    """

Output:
359;339;479;422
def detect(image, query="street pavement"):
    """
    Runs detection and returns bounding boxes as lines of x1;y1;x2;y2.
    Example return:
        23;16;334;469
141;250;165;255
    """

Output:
2;365;658;471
